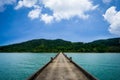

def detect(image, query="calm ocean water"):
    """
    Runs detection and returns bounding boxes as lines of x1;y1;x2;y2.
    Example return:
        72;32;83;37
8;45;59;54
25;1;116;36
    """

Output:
0;53;120;80
0;53;56;80
66;53;120;80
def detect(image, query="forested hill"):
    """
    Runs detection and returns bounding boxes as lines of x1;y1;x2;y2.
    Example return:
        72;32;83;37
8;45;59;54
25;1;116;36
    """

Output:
0;38;120;52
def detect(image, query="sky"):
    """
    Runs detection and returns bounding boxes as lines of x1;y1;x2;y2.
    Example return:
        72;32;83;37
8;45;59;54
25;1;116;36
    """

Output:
0;0;120;46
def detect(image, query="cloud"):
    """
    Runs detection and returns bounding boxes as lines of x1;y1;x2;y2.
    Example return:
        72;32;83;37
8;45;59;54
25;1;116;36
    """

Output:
15;0;37;10
102;0;112;4
42;0;98;23
15;0;98;24
0;0;16;12
15;0;41;20
41;14;54;24
28;6;41;20
103;6;120;36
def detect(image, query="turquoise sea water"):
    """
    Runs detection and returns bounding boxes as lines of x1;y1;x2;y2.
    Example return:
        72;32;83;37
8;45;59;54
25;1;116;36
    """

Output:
66;53;120;80
0;53;120;80
0;53;56;80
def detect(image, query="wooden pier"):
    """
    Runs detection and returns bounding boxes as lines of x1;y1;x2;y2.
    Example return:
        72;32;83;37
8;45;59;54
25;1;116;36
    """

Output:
28;53;97;80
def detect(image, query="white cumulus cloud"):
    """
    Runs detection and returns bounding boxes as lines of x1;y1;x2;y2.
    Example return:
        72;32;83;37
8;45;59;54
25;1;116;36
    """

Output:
41;14;54;24
0;0;16;12
15;0;42;20
14;0;98;24
103;6;120;36
28;6;41;20
15;0;37;10
42;0;98;23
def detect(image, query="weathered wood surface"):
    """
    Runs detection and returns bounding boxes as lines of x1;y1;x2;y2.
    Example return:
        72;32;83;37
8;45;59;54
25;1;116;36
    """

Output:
28;53;97;80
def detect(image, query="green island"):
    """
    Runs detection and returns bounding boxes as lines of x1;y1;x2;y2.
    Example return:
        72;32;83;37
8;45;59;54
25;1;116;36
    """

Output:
0;38;120;53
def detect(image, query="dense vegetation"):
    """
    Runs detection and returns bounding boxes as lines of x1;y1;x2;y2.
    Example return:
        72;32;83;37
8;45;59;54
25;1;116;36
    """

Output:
0;38;120;52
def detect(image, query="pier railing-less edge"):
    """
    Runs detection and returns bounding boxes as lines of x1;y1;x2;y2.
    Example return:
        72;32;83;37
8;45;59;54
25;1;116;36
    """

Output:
63;53;97;80
27;53;97;80
27;53;59;80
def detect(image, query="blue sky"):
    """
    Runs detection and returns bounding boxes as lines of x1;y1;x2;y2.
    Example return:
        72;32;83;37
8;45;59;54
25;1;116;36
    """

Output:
0;0;120;46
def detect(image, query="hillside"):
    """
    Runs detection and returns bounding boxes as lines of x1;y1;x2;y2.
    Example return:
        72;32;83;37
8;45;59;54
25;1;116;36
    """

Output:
0;38;120;52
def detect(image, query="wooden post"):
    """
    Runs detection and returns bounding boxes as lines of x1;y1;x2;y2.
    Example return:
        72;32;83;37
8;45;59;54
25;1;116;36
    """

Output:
70;57;72;62
51;57;53;62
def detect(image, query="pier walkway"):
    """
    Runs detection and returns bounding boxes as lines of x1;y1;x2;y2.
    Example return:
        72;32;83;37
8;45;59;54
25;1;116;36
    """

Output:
28;53;97;80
